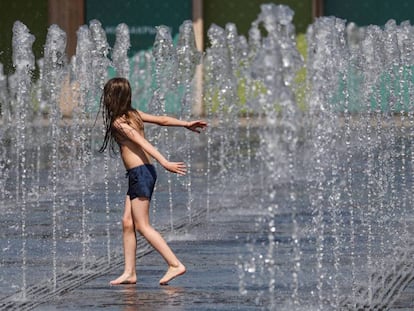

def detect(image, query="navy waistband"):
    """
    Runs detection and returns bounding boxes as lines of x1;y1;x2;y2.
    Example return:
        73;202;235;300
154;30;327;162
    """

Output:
125;164;154;177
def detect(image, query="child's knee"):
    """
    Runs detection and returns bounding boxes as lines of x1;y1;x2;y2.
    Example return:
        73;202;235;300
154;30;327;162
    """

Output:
122;216;134;231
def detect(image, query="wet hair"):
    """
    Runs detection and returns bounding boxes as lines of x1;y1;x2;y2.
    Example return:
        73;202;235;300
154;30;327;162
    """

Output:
98;77;143;153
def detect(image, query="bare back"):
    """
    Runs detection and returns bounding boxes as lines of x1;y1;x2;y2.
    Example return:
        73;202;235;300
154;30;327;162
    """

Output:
113;115;152;169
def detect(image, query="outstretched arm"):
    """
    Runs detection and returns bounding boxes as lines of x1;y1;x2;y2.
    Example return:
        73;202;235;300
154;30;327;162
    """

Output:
114;121;186;175
139;111;207;133
185;120;208;133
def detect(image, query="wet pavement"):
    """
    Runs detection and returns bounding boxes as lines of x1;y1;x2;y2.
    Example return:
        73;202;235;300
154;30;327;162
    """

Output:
3;201;262;311
4;205;412;311
33;233;257;310
2;205;414;310
1;185;414;310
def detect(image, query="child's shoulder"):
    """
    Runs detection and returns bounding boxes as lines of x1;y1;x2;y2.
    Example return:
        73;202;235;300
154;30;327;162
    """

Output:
112;115;128;127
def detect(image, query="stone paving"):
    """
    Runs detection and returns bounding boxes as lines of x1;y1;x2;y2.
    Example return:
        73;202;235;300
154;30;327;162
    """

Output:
3;208;411;311
29;207;261;311
2;193;414;310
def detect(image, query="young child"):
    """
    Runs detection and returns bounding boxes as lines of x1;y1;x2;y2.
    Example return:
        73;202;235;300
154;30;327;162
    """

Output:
99;77;207;285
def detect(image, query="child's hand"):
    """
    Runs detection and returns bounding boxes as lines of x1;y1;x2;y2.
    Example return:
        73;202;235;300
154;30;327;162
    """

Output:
163;161;187;175
185;120;207;133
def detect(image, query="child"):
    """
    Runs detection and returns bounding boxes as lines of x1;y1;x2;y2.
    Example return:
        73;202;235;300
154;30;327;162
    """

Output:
99;77;207;285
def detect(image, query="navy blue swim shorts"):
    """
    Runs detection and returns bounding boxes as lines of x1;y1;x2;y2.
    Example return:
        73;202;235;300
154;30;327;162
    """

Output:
126;164;157;200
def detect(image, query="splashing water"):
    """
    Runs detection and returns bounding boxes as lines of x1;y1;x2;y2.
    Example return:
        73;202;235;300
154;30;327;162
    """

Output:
10;20;36;301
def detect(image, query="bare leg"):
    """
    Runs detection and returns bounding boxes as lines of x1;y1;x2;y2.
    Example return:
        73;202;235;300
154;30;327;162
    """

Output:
110;196;138;285
131;197;186;285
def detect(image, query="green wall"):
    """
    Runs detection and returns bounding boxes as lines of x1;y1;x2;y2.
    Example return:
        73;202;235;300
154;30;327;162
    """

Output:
203;0;312;44
324;0;414;26
85;0;192;55
0;0;48;74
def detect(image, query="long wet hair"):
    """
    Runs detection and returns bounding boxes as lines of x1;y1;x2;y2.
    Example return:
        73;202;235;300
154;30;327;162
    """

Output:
98;77;143;153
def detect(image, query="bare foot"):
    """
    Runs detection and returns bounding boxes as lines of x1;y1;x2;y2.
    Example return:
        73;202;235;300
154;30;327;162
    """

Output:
109;273;137;285
159;263;186;285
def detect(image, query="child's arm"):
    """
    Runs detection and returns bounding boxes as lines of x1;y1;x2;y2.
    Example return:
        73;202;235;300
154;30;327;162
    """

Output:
114;121;186;175
139;111;207;133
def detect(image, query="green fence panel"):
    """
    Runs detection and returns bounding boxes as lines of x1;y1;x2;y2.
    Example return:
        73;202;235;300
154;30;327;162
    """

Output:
324;0;414;26
203;0;312;40
330;65;414;113
85;0;192;55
